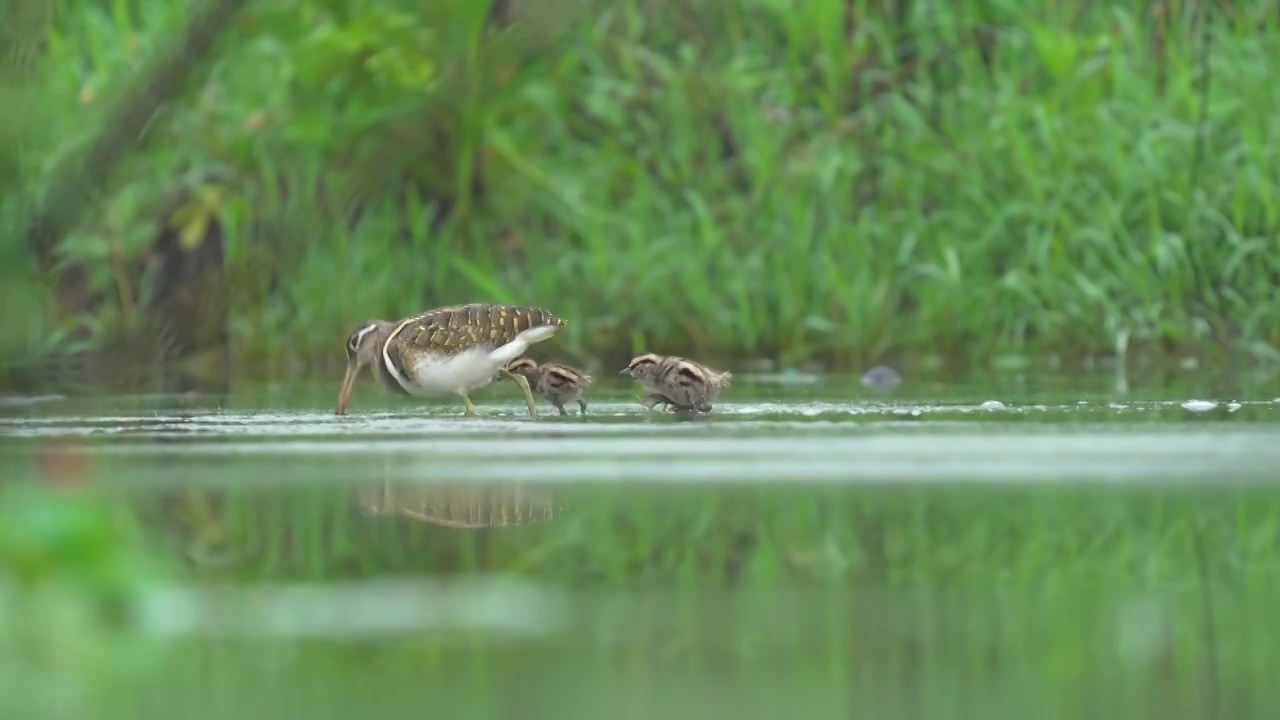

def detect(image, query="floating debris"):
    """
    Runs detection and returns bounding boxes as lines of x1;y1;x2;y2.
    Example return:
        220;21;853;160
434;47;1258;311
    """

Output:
979;400;1007;411
1181;400;1217;413
860;365;901;390
1227;403;1242;413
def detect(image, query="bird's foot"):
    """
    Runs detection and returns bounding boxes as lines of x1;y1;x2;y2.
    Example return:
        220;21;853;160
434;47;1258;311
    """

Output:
457;391;479;417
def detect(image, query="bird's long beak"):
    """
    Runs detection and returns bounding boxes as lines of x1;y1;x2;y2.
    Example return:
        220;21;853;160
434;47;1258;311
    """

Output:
336;360;358;416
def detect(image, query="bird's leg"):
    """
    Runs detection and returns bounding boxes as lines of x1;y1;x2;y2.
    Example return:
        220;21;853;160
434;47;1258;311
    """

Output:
577;399;588;415
553;401;568;416
501;368;539;418
456;390;479;417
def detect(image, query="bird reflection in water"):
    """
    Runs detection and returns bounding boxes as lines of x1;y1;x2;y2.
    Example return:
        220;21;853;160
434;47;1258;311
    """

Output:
355;479;562;528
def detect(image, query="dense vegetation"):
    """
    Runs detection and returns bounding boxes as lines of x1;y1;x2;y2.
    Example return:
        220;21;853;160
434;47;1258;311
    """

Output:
2;0;1279;391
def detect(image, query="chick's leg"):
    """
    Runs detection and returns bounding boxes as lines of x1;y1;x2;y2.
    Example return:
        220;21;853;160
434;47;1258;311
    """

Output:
642;393;672;411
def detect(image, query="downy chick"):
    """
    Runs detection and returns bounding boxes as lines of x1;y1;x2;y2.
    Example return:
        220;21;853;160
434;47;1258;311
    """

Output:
619;353;732;413
505;357;594;416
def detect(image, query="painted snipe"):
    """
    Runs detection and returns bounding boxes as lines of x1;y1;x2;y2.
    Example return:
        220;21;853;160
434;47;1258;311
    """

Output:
620;353;732;413
505;358;594;416
335;303;566;418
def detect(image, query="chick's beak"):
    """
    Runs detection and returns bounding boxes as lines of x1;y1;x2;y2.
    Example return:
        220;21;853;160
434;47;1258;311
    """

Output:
336;360;358;416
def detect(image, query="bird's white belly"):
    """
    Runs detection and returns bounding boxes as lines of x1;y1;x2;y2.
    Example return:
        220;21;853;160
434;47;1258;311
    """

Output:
403;347;503;396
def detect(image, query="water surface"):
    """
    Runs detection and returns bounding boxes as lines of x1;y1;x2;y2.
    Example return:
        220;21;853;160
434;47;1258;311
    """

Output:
2;370;1279;719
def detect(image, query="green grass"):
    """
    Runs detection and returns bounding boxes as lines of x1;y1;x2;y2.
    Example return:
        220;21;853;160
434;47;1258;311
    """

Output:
4;0;1280;389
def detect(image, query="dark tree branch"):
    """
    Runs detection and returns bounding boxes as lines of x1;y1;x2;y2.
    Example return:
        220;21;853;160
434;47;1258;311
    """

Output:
23;0;248;275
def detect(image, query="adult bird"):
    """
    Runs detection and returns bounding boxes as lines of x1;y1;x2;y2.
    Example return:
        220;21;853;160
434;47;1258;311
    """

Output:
335;303;566;417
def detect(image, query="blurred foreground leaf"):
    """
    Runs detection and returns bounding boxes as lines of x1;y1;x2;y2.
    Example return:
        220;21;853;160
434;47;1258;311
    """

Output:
0;484;163;719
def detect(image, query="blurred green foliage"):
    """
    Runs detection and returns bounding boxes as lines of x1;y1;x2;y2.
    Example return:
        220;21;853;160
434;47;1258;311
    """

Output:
2;0;1280;387
0;483;161;718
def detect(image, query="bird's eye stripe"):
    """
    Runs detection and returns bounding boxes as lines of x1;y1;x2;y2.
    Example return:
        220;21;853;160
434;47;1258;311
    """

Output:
349;324;378;350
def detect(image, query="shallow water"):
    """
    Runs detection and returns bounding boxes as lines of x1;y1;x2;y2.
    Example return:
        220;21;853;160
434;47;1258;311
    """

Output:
3;370;1280;719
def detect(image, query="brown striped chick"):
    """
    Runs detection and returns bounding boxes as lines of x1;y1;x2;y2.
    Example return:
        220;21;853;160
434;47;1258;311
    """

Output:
619;353;732;413
505;358;594;416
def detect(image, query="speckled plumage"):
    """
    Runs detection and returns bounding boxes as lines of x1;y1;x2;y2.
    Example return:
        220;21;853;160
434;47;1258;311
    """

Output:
336;303;566;417
505;357;593;416
620;353;732;413
386;305;563;361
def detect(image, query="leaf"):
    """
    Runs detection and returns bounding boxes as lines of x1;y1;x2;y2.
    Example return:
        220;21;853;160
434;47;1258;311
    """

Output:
179;212;209;250
447;254;511;301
